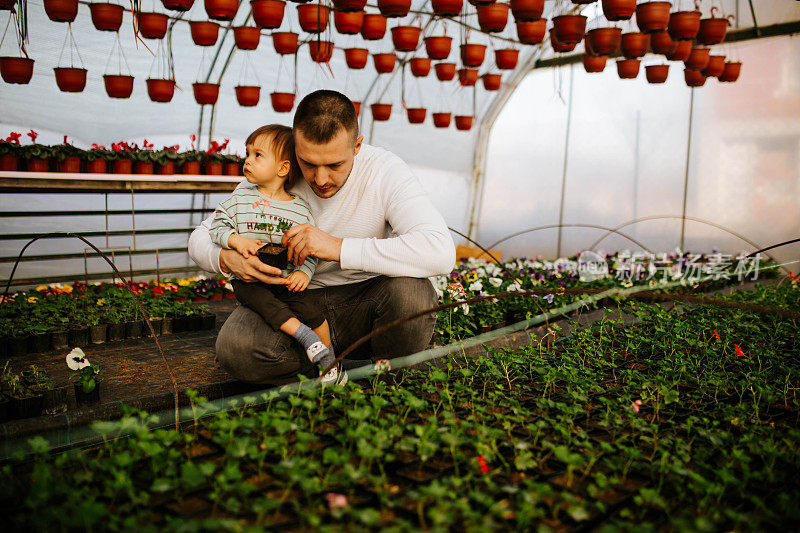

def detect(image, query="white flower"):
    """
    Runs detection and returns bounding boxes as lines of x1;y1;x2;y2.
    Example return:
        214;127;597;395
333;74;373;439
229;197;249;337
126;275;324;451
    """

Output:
224;282;233;291
488;277;502;288
66;348;90;370
506;282;522;292
468;280;483;292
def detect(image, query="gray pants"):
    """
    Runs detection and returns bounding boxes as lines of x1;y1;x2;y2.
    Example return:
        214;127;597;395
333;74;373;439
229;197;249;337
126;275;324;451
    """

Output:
215;276;438;385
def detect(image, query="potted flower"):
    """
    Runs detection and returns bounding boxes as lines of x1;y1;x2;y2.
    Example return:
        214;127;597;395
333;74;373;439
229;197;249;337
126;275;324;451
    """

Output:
154;145;181;175
204;138;230;175
8;369;46;419
20;130;55;172
180;136;204;175
85;143;114;173
257;220;293;269
52;139;84;173
0;134;22;170
67;348;103;407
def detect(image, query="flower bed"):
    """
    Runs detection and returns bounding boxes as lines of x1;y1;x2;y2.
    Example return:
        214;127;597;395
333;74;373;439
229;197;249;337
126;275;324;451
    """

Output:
2;282;797;530
0;277;231;356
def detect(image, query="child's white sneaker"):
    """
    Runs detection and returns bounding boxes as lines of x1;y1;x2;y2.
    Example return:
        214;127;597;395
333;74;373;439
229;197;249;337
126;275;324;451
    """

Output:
306;341;329;363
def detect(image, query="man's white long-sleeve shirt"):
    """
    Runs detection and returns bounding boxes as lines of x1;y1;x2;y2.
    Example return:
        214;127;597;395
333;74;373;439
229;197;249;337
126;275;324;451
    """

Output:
188;143;456;289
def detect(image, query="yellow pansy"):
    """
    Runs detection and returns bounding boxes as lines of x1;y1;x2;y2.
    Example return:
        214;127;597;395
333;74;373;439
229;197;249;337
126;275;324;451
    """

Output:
36;285;48;292
27;296;38;303
96;298;106;306
464;272;478;282
178;279;191;286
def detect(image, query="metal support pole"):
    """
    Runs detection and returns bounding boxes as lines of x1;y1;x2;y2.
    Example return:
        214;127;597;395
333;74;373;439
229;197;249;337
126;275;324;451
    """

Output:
556;65;575;259
680;88;695;251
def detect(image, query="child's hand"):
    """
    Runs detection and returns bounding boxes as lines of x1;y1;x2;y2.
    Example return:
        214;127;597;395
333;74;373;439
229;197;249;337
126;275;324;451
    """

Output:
286;271;310;292
229;235;263;258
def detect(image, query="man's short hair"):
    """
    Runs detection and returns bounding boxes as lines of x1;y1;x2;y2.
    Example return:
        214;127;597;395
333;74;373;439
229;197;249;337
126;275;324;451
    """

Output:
245;124;298;190
293;90;359;145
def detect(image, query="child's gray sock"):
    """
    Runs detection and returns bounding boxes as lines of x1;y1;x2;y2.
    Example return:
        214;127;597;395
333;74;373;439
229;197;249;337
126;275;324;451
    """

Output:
292;324;330;364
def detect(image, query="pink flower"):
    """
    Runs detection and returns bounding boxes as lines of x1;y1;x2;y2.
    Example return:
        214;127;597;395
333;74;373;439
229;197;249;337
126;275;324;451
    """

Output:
735;344;744;357
630;399;642;413
477;455;489;474
324;492;348;510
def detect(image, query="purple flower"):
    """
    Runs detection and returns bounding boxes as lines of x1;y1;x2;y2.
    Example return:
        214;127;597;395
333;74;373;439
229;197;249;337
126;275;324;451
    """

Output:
544;294;554;304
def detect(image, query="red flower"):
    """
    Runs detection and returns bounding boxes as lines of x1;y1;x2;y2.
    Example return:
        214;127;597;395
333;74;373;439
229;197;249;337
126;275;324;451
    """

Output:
27;129;38;143
734;344;745;357
713;329;720;340
476;455;489;474
6;132;21;144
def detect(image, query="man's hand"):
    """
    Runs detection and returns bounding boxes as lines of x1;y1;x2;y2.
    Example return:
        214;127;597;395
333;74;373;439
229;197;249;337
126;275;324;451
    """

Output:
228;234;263;258
219;248;289;285
282;224;343;267
286;270;310;292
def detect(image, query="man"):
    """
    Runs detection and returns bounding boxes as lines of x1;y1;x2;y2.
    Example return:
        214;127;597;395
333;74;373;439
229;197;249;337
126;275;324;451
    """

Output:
188;90;455;384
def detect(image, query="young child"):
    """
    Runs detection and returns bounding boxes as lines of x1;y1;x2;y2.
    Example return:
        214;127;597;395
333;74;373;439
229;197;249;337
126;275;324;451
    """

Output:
209;124;342;383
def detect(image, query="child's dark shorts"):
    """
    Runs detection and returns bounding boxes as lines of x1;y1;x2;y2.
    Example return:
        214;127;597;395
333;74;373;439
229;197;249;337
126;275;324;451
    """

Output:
230;279;326;331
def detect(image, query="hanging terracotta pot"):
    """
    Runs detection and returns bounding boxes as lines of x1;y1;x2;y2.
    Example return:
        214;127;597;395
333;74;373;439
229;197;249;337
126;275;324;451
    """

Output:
650;31;676;55
391;26;421;52
1;0;18;8
190;21;220;46
702;55;725;77
271;92;295;112
697;14;730;45
333;0;366;11
684;68;706;87
481;73;501;90
103;74;134;98
409;57;431;77
235;85;261;106
635;1;670;33
515;19;546;44
205;0;239;20
424;36;452;60
234;26;261;49
251;0;285;29
334;10;363;34
494;48;518;70
309;40;334;62
509;0;543;22
345;47;368;68
549;30;576;53
477;2;509;33
162;0;195;11
616;58;640;79
601;0;635;22
54;67;87;92
138;13;168;39
146;78;175;102
620;32;650;59
586;27;621;56
0;57;34;84
193;82;220;105
273;31;299;54
645;64;669;83
298;4;330;33
361;14;387;40
352;101;361;114
378;0;410;17
44;0;78;22
551;15;586;45
371;103;392;121
582;54;607;73
457;67;478;86
668;10;701;41
407;107;427;124
431;0;462;17
433;112;451;128
665;40;692;61
435;62;456;81
467;0;493;6
684;47;710;71
373;52;396;74
455;115;473;131
718;61;741;82
460;43;486;68
89;3;124;32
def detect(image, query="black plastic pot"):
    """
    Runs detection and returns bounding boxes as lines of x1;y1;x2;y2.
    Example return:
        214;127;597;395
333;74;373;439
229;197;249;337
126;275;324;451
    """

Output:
8;335;29;356
257;244;288;269
0;396;10;423
11;394;45;419
74;381;101;407
200;313;216;330
44;385;69;415
0;337;7;359
29;332;51;353
143;318;163;337
125;320;143;339
107;322;125;341
69;327;90;347
171;315;188;333
90;324;107;344
51;330;69;349
187;315;203;331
